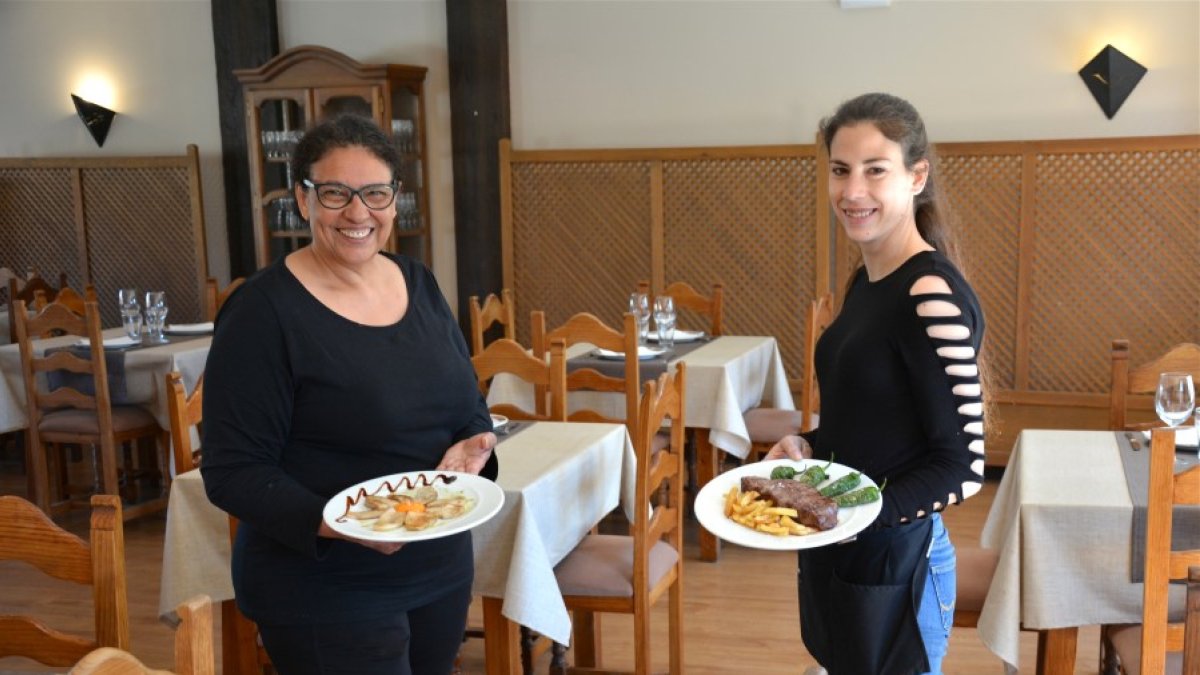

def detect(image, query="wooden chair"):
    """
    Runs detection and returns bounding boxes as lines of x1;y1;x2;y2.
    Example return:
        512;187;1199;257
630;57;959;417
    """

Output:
223;519;274;675
69;594;214;675
742;291;834;462
469;288;517;355
531;311;641;438
204;277;245;322
13;299;169;519
1110;340;1200;431
36;284;98;315
549;363;687;675
166;371;203;476
8;271;66;343
1186;565;1200;672
1106;428;1200;674
0;494;129;667
473;337;567;422
638;280;723;337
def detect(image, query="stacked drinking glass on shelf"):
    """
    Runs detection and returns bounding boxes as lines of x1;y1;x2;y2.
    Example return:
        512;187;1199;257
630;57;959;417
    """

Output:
261;130;303;160
395;193;420;230
391;119;416;154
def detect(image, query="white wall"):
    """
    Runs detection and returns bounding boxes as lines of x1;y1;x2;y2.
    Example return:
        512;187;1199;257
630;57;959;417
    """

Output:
509;0;1199;148
0;0;229;285
1;0;1197;310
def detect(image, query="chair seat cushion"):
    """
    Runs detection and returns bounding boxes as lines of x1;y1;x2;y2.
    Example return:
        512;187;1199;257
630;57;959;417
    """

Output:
40;405;158;435
554;534;679;597
1107;623;1185;675
743;408;803;444
955;546;999;613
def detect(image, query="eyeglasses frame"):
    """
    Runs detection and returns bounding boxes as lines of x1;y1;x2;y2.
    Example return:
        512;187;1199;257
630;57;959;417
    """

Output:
301;178;400;211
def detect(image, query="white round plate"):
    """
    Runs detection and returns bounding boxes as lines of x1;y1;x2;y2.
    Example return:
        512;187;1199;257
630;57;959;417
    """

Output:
491;414;508;430
594;346;666;361
323;471;504;543
695;458;882;551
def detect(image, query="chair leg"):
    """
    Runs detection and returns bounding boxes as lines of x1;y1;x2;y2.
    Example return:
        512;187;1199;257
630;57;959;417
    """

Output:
571;611;599;668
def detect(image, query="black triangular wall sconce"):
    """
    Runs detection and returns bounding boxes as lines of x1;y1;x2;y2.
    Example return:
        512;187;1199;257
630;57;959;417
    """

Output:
71;94;117;147
1078;44;1147;120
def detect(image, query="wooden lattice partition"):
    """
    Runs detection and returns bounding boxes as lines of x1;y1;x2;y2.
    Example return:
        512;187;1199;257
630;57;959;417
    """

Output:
0;146;207;326
501;135;1200;463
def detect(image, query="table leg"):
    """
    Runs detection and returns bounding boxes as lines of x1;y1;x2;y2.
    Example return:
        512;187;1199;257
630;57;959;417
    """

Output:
1036;627;1078;675
482;596;521;675
695;428;721;562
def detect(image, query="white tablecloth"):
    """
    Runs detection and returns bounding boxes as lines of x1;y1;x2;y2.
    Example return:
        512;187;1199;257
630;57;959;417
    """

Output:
487;336;793;459
160;421;636;647
0;327;210;434
977;429;1184;673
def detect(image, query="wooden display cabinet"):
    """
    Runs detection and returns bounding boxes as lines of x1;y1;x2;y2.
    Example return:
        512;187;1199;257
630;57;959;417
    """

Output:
235;45;431;269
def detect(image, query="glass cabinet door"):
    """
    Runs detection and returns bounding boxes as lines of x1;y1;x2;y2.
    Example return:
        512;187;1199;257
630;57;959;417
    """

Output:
247;91;310;268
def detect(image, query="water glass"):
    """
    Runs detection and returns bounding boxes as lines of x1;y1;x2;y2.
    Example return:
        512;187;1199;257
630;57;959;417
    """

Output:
117;288;142;340
143;291;169;343
628;292;651;345
654;296;676;348
1155;372;1195;427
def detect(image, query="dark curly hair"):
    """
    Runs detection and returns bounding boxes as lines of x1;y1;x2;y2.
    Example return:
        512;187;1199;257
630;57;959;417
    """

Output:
290;114;401;186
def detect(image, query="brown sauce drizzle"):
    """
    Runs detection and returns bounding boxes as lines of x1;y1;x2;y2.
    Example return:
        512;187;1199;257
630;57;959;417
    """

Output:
335;473;457;523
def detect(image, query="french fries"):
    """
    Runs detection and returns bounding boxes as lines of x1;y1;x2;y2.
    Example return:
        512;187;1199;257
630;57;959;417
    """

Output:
723;486;816;537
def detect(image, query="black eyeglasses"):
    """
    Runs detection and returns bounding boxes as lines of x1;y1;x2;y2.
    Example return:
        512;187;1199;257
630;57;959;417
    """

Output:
301;179;399;210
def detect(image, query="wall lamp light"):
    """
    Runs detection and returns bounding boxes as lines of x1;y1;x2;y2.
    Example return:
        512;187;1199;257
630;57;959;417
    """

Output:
71;94;117;147
1078;44;1147;120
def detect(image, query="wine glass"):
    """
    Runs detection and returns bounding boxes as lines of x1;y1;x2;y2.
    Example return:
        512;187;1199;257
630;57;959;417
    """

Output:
117;288;142;340
628;292;650;345
653;295;676;348
1155;372;1195;428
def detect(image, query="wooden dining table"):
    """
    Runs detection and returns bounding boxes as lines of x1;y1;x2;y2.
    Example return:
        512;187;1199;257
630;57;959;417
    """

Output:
977;429;1193;673
160;420;636;675
486;335;794;560
0;326;210;437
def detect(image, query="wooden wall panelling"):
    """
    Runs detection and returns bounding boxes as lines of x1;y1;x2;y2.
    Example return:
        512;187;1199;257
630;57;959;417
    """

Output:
0;147;209;326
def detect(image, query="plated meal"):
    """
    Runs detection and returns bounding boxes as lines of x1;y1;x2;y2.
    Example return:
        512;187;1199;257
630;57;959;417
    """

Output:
695;459;883;550
322;471;504;543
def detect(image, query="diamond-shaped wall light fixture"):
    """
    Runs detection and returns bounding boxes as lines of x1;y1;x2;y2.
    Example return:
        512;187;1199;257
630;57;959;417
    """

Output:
71;94;116;147
1078;45;1147;120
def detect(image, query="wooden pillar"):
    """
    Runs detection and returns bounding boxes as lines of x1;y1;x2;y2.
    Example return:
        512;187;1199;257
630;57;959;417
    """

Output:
210;0;279;278
446;0;511;332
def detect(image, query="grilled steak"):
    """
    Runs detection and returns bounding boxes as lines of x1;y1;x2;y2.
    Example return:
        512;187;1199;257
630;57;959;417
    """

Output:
741;476;839;531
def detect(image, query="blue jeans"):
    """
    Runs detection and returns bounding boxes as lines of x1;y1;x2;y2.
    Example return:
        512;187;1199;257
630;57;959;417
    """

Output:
918;513;956;675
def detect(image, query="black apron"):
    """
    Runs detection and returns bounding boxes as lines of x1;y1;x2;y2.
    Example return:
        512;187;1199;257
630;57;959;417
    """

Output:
798;517;933;675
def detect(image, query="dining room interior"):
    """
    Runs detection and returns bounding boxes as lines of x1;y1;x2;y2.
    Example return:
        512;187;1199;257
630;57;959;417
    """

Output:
1;1;1198;674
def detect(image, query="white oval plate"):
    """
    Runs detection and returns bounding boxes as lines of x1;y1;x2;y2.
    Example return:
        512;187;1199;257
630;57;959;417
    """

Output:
695;458;882;551
323;471;504;543
647;329;706;343
594;346;666;361
491;413;508;430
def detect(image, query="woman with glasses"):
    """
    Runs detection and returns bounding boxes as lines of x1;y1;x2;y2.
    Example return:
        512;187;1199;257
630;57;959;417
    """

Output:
766;93;987;675
202;113;495;675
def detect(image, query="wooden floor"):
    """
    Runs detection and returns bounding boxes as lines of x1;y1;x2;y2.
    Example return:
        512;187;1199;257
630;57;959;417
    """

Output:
0;453;1103;674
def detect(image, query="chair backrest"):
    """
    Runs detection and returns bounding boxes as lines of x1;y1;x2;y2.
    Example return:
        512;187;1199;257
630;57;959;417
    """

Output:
1140;427;1200;674
1109;341;1200;430
469;289;517;355
69;594;214;675
39;284;98;315
204;277;245;322
801;292;835;433
0;494;129;666
531;311;640;436
631;363;687;593
472;337;567;422
166;371;204;476
13;299;120;512
639;280;724;337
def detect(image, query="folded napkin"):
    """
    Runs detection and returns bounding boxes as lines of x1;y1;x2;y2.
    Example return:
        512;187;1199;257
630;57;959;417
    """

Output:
595;346;666;361
1142;426;1199;449
647;329;705;343
76;336;139;349
165;322;215;334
